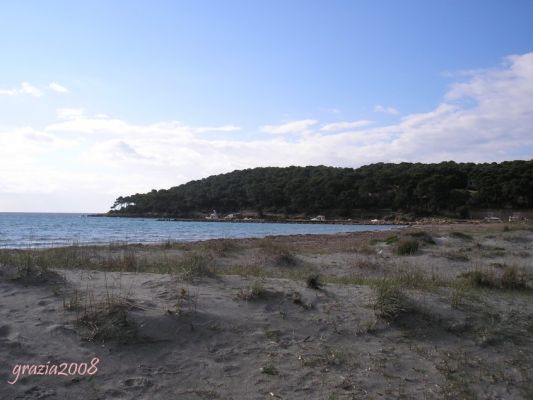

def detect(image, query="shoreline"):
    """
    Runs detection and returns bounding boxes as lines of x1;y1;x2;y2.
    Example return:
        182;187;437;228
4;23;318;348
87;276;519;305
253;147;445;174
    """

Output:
88;212;478;226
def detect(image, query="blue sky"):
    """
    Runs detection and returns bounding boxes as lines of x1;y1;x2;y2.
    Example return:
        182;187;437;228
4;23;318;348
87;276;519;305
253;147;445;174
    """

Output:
1;1;532;212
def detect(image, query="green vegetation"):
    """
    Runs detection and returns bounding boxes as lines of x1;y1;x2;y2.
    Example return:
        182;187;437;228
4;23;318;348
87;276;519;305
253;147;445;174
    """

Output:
460;270;498;288
260;364;278;375
109;160;533;218
235;280;269;301
394;238;420;255
459;266;529;290
450;231;473;241
177;252;215;281
78;304;138;343
372;279;409;322
384;235;399;244
500;266;528;289
408;231;436;244
306;273;323;289
258;238;298;266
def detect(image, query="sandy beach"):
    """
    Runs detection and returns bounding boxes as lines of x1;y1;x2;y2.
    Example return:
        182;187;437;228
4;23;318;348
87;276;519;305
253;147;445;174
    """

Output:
0;223;532;399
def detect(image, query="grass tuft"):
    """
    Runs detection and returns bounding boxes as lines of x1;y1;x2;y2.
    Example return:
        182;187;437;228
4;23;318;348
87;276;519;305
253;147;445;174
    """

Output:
260;364;278;375
176;252;215;281
77;299;138;343
306;273;323;290
385;235;399;244
235;280;269;301
449;231;473;241
408;231;436;244
459;270;497;288
372;279;409;321
394;239;419;255
500;266;528;290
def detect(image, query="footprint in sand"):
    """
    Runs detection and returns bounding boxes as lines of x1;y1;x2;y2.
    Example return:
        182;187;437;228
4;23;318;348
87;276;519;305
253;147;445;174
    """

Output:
0;324;11;337
122;377;153;389
104;388;128;398
24;386;56;399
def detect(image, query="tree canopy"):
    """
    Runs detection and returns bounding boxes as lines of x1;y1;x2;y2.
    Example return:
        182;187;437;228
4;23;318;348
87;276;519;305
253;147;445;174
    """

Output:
109;160;533;218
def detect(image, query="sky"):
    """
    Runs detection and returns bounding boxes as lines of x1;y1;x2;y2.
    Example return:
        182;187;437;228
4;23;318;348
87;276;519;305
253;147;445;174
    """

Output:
0;1;532;212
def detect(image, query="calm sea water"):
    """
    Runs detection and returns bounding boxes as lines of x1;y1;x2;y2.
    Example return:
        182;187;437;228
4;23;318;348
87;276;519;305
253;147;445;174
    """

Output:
0;213;399;248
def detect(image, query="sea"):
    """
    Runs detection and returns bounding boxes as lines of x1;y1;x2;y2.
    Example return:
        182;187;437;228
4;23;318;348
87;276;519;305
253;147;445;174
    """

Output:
0;213;400;249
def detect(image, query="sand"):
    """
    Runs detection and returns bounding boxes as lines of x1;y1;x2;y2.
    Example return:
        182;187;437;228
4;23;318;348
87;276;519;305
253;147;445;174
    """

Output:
0;223;532;399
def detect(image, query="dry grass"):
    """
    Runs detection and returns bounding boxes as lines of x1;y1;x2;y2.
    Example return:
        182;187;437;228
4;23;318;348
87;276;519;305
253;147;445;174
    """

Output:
500;266;528;289
173;286;199;315
459;266;530;291
199;239;239;256
449;231;473;241
73;287;138;343
435;249;470;262
176;251;216;281
256;237;298;266
394;239;419;255
77;302;138;343
235;280;269;301
372;279;409;322
407;231;436;244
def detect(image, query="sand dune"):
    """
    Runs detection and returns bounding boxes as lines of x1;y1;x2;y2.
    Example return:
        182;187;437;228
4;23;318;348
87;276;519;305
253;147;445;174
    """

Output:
1;224;532;399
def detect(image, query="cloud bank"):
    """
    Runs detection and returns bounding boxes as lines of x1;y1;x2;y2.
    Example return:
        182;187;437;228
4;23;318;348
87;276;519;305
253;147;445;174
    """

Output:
1;53;532;211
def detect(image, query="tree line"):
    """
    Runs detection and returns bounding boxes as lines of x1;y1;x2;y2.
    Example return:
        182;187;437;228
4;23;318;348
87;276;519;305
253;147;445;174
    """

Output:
109;160;533;218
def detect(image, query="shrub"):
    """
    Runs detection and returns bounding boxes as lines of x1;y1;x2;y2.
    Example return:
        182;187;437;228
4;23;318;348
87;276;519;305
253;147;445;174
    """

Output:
408;231;435;244
372;280;408;321
260;364;278;375
500;266;527;290
274;251;298;267
449;231;473;241
77;302;138;343
460;270;497;288
235;280;268;301
394;239;419;255
306;273;323;290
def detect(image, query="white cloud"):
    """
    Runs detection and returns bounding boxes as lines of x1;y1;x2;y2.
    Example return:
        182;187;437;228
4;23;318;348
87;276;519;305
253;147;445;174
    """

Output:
374;105;400;115
1;53;532;212
320;120;372;132
195;125;242;133
48;82;69;93
0;88;17;96
0;81;69;97
260;119;318;134
0;82;43;97
20;82;43;97
57;108;85;120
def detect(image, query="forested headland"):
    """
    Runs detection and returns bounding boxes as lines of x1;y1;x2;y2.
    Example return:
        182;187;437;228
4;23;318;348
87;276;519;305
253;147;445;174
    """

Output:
109;160;532;219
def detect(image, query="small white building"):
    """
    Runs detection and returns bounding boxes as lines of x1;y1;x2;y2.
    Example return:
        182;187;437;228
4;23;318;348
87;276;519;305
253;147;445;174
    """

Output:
311;215;326;221
509;213;524;222
206;210;219;220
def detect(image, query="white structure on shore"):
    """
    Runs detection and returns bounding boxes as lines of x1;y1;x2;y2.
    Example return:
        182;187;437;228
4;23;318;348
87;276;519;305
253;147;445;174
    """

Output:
206;210;219;220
